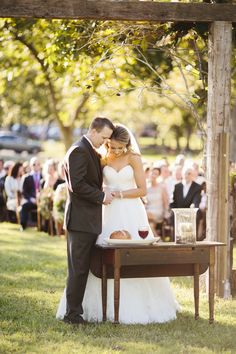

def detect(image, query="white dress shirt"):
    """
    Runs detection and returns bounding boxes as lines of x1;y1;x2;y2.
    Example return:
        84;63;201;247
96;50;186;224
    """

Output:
182;181;192;198
84;135;96;150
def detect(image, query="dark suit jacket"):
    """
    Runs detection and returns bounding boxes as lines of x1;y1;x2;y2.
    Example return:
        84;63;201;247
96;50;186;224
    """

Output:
170;181;202;209
22;174;37;201
64;136;104;234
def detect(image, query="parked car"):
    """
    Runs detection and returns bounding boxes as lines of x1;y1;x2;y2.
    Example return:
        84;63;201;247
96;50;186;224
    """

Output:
0;131;42;154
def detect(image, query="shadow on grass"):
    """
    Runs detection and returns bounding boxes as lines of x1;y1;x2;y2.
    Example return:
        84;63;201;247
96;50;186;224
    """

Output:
1;224;236;353
1;290;236;353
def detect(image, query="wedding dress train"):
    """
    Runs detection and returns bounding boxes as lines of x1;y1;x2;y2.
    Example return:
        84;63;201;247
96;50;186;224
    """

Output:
56;165;179;324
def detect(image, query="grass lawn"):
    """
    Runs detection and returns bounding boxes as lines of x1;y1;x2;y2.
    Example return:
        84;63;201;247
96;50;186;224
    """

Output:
0;223;235;354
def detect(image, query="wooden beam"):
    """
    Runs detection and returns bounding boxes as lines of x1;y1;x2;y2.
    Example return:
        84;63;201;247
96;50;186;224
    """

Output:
0;1;236;22
206;21;232;298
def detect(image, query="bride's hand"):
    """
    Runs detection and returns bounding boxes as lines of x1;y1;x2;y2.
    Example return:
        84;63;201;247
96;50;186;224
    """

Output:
111;191;124;198
103;186;113;194
103;187;122;198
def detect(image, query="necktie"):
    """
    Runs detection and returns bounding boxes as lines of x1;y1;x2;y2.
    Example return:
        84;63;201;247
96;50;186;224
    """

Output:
34;173;39;191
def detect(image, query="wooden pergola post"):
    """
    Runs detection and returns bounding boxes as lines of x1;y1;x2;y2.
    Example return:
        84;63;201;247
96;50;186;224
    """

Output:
206;21;232;298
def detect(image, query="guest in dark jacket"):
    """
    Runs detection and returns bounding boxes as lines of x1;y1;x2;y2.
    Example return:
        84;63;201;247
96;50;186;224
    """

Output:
170;166;202;240
170;166;202;209
20;157;41;230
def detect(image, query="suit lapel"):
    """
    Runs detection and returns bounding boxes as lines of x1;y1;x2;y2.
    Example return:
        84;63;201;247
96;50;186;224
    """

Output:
184;182;195;203
178;183;184;204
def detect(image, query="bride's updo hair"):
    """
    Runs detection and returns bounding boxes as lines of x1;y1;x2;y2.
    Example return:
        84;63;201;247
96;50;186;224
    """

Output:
111;125;131;151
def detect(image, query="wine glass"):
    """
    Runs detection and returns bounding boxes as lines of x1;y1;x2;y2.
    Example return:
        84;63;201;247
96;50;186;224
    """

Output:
138;226;149;239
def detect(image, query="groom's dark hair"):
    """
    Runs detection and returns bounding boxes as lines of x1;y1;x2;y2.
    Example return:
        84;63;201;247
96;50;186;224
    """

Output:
90;117;115;132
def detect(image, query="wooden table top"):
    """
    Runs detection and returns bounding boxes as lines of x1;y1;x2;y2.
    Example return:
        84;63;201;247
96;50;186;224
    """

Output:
96;240;225;250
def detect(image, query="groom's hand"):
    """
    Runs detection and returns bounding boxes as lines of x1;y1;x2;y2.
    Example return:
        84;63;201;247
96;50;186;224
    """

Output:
103;190;114;205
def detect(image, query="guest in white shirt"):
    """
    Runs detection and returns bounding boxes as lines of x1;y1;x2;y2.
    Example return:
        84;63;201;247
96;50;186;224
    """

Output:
168;164;183;203
170;167;202;209
191;161;205;186
157;163;175;203
172;164;183;184
5;162;24;222
145;167;170;237
42;159;58;190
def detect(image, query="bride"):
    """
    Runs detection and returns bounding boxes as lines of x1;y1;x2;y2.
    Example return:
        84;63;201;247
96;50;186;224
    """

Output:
57;124;179;324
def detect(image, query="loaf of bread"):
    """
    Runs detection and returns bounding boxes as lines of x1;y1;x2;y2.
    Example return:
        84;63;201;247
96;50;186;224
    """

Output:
110;230;132;240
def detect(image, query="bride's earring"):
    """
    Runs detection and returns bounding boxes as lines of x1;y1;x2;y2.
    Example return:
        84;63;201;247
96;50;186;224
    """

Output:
124;148;127;154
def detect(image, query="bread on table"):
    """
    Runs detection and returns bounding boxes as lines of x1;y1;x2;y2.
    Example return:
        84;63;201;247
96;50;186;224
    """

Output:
110;230;132;240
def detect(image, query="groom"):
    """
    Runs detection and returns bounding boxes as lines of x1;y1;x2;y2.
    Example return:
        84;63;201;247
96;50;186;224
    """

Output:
63;117;115;324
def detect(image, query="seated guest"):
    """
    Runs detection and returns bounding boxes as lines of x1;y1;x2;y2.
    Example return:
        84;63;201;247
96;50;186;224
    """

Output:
42;159;58;190
20;157;41;230
158;162;175;204
170;166;202;239
39;160;65;234
168;164;183;204
172;164;183;185
4;162;24;223
22;160;31;175
0;175;6;222
191;161;205;186
0;161;14;222
145;167;170;237
170;166;202;209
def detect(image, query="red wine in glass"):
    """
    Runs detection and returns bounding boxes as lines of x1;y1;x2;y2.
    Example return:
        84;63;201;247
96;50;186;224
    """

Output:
138;227;149;239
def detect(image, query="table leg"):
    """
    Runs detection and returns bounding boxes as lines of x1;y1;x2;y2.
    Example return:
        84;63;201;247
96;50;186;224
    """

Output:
209;246;215;324
102;263;107;322
194;263;200;320
114;250;120;324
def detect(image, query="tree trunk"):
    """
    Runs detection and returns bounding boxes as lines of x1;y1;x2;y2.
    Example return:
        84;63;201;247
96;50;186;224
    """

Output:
61;125;75;151
206;21;232;298
176;137;180;151
185;130;191;151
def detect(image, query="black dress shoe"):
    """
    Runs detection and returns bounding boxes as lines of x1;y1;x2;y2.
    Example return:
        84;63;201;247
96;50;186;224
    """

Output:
63;315;87;325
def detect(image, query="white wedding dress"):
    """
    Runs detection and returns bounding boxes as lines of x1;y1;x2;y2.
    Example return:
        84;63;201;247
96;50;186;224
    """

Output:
56;165;179;324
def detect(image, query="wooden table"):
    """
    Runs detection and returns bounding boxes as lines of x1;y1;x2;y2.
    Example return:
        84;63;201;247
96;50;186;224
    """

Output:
90;241;224;324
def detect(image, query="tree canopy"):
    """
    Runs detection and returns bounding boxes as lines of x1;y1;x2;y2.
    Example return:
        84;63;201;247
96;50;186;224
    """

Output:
0;18;235;151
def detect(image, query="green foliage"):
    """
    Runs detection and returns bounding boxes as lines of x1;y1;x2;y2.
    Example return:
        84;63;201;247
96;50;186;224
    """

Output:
0;18;235;152
0;223;236;354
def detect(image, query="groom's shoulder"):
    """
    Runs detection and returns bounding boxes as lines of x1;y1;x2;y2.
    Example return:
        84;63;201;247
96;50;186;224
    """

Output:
70;137;88;151
64;139;87;161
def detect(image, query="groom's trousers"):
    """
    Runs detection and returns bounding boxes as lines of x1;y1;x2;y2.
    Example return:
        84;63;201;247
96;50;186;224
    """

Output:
65;230;97;320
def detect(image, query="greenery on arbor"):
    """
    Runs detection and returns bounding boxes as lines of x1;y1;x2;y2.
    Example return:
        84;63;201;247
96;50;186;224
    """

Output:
0;18;234;152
